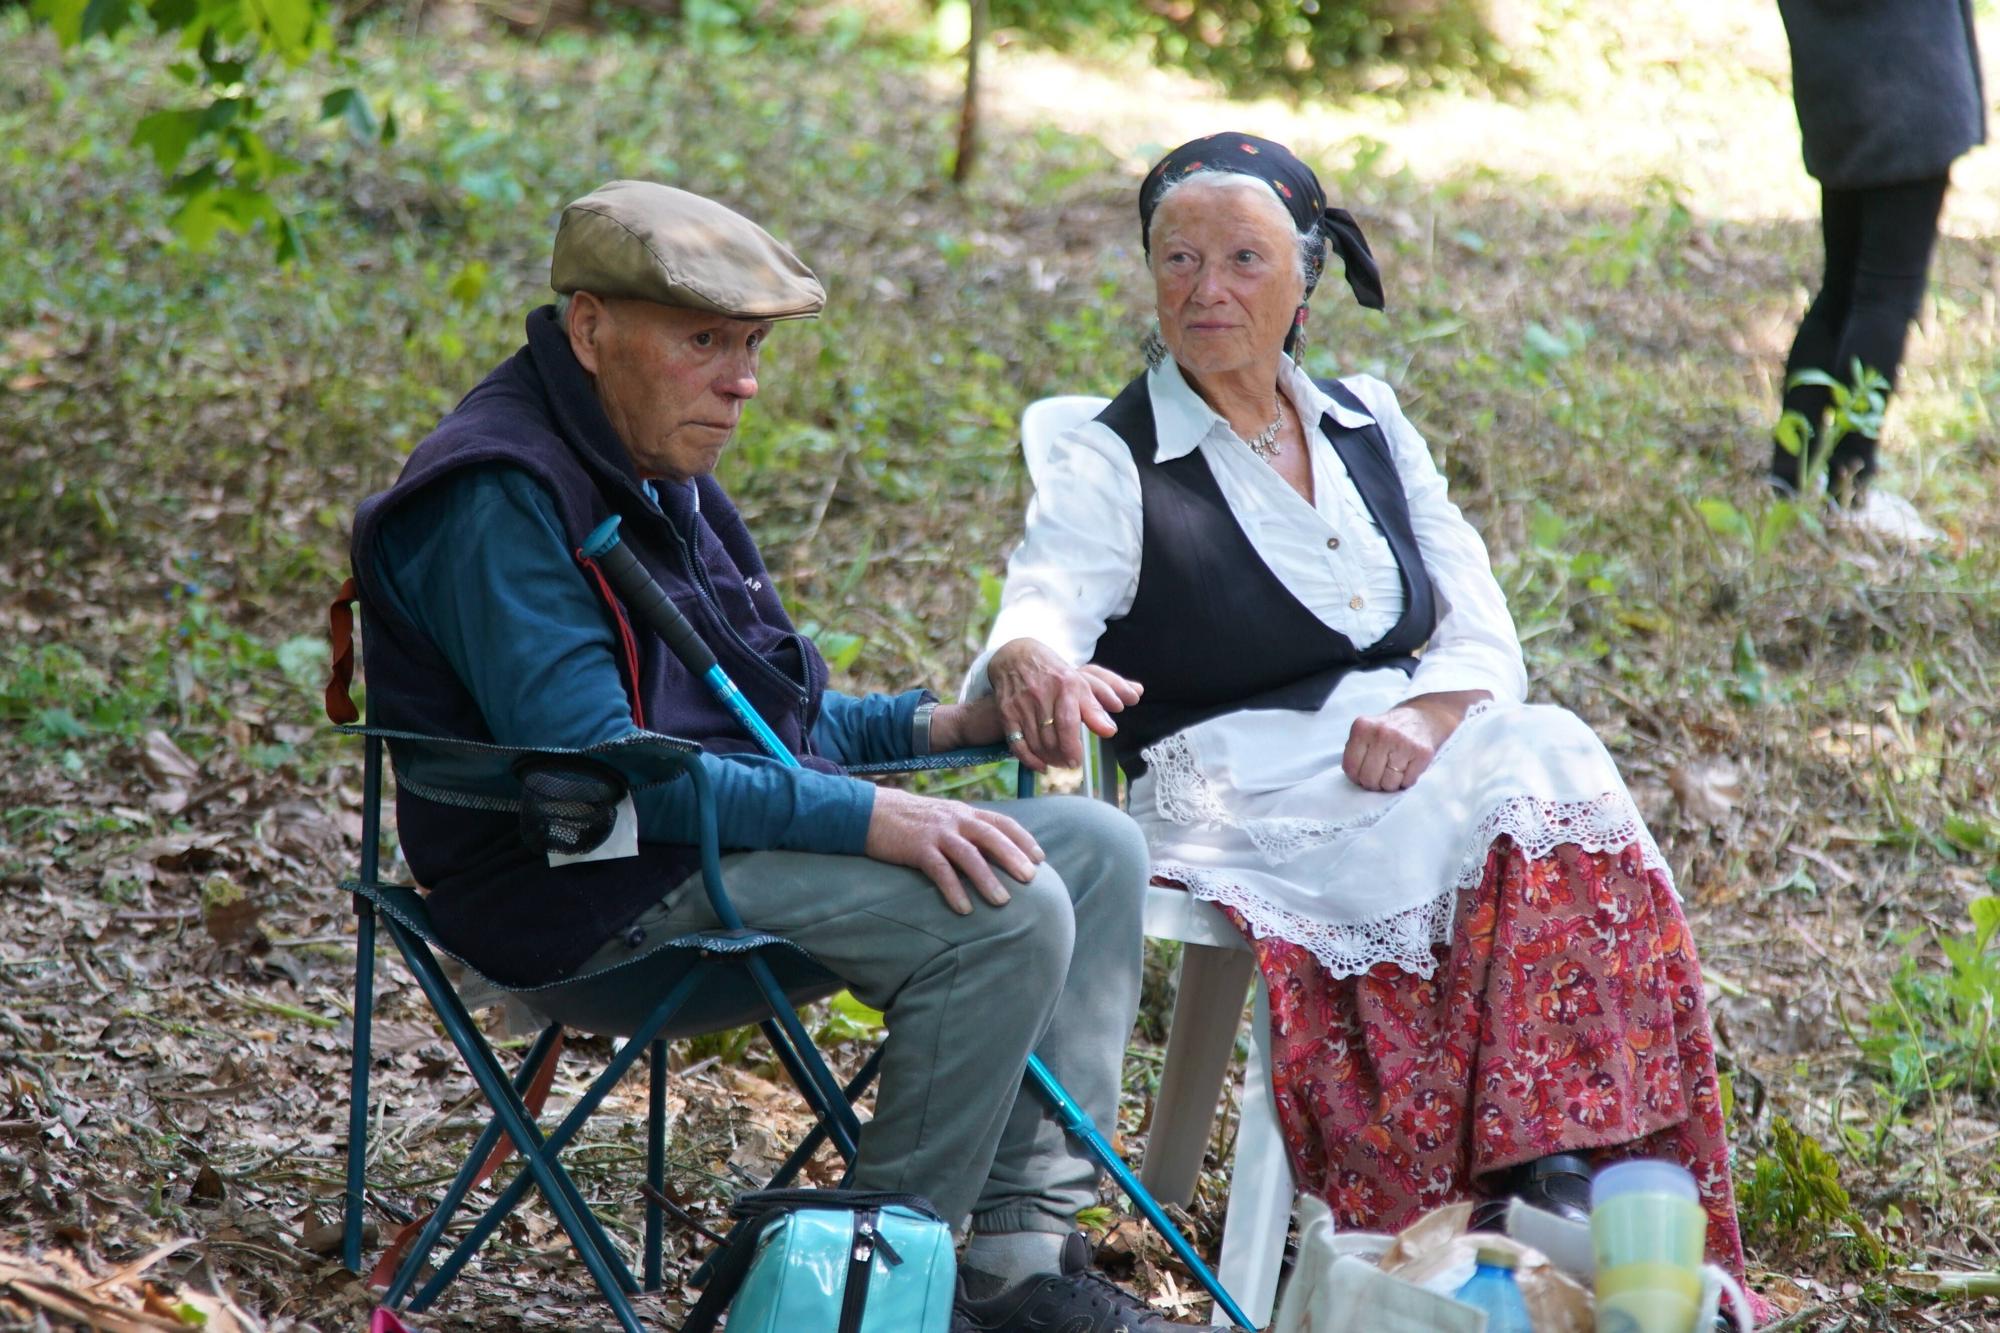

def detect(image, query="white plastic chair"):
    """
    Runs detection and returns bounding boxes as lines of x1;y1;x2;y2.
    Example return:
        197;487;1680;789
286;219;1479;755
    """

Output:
1019;395;1294;1327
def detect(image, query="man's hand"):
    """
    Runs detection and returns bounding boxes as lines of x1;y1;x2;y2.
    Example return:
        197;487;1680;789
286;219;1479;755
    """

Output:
929;694;1006;752
1342;689;1490;792
864;786;1045;915
987;638;1144;772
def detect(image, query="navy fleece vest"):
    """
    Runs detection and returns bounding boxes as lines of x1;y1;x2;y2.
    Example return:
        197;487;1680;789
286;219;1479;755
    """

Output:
350;307;834;986
1089;373;1438;777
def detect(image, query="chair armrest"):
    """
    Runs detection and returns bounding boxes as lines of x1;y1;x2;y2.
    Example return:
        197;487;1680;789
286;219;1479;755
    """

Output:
842;746;1012;776
332;724;705;795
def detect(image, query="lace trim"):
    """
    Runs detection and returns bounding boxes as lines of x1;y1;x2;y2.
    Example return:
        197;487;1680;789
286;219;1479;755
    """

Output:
1163;791;1678;979
1148;729;1235;828
1464;792;1671;882
1162;863;1459;979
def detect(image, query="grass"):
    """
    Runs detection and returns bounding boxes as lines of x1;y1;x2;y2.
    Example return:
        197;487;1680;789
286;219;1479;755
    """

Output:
1;0;1999;1326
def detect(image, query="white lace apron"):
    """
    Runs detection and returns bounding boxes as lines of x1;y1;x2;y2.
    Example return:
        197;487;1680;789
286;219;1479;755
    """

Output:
1126;664;1673;979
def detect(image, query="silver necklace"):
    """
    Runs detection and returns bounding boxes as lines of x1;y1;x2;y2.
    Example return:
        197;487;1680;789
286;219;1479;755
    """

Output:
1246;410;1284;459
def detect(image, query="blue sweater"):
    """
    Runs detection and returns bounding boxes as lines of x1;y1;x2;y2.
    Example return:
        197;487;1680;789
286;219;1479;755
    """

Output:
374;465;921;856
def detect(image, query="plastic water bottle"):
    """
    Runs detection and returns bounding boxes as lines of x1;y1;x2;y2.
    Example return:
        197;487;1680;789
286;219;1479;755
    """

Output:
1451;1245;1536;1333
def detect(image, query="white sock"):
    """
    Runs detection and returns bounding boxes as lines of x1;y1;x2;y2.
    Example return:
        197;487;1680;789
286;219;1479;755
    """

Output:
961;1230;1067;1295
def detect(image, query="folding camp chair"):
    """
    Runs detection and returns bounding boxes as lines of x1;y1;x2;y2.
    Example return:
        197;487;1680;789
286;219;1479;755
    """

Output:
334;722;1011;1331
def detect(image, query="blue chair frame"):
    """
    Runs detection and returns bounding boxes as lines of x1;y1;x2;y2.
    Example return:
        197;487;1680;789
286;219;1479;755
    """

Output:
337;720;1020;1330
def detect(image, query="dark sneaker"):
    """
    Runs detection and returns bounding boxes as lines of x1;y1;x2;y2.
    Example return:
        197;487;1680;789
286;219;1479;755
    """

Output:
957;1232;1214;1331
1471;1152;1592;1232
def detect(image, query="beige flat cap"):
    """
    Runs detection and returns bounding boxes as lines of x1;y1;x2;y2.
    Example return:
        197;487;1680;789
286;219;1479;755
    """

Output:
551;181;825;320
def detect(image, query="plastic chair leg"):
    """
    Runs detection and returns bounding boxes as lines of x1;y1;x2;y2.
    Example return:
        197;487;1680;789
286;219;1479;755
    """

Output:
757;1016;860;1162
1213;977;1293;1328
1142;941;1256;1205
766;1043;881;1187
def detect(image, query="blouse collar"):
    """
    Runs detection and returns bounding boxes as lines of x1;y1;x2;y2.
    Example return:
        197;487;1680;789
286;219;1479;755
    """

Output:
1145;354;1376;463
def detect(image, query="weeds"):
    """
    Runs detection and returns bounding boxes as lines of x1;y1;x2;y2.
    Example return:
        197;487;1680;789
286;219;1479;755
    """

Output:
1861;897;2000;1110
1739;1116;1889;1273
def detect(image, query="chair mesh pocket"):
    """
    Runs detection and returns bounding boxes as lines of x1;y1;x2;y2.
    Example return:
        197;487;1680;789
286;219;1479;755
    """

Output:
515;757;628;856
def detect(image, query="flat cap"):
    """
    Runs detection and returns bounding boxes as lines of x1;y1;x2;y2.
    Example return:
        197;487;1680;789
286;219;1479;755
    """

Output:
551;181;825;320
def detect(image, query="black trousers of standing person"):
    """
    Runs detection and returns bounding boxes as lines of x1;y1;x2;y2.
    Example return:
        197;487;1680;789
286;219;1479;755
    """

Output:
1772;175;1949;494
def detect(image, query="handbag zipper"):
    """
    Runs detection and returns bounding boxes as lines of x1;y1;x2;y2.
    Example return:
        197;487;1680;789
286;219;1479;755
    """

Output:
836;1208;881;1333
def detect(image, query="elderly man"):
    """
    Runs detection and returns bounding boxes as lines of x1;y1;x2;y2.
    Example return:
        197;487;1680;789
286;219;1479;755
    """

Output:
348;182;1199;1331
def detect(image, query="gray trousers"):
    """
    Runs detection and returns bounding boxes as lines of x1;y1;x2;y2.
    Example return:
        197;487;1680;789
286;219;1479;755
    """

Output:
531;795;1149;1235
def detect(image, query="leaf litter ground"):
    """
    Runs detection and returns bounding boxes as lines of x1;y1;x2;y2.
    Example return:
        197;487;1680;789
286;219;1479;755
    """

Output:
3;1;1999;1328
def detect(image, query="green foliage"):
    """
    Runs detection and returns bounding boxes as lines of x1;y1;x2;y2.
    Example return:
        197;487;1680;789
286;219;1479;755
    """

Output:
988;0;1522;99
1861;897;2000;1110
1566;177;1693;290
815;990;886;1045
1776;358;1891;501
27;0;386;260
1739;1115;1889;1271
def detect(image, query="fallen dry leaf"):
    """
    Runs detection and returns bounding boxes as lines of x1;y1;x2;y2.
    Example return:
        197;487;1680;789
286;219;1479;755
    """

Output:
1667;759;1742;826
141;730;203;788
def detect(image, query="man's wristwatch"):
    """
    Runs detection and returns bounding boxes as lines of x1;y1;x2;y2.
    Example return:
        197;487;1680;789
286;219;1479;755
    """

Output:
912;698;939;756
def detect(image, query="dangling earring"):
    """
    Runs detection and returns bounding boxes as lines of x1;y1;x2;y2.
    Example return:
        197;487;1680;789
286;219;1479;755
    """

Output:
1142;322;1168;370
1289;306;1310;361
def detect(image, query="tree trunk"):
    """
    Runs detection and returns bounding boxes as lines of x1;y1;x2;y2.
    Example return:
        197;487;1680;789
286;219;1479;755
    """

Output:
950;0;988;186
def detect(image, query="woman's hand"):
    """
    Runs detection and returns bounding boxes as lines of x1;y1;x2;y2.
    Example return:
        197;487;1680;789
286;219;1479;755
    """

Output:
987;638;1143;772
1342;689;1489;792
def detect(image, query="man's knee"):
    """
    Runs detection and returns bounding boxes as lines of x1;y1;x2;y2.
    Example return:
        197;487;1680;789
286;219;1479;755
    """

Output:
965;864;1077;985
1019;796;1151;896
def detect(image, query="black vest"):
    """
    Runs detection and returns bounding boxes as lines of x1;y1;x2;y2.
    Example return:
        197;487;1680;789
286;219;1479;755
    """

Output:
1089;373;1438;777
349;308;836;986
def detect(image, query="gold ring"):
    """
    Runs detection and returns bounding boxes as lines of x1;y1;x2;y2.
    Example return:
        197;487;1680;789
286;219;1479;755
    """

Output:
1041;717;1057;728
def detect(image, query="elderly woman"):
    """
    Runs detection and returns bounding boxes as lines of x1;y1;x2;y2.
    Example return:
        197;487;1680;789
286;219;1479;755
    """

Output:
964;133;1748;1278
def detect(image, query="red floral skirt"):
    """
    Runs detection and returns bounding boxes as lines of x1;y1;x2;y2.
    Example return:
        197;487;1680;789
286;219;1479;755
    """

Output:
1222;836;1746;1275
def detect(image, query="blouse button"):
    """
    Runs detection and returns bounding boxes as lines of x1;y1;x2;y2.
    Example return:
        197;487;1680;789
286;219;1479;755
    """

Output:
1325;536;1341;550
1349;594;1365;610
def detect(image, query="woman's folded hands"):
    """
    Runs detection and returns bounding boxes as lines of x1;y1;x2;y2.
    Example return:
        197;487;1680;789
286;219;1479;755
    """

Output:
1342;689;1490;792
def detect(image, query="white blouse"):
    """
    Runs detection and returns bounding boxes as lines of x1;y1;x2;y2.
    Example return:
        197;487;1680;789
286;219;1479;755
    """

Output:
966;358;1671;978
963;356;1527;706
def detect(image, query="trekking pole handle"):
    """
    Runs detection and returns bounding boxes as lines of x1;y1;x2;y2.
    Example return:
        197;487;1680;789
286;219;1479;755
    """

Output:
581;516;799;769
583;516;717;675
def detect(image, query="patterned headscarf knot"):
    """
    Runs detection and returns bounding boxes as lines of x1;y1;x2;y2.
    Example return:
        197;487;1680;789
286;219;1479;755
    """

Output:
1138;132;1385;314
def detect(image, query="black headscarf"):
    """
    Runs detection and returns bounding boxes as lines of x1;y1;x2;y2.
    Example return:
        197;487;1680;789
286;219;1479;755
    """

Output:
1139;133;1385;328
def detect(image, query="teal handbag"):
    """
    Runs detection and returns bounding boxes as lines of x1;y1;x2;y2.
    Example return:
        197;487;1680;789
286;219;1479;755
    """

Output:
682;1189;957;1333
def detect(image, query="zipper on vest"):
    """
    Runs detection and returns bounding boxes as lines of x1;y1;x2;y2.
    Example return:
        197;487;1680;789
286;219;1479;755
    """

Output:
665;519;813;717
837;1207;891;1333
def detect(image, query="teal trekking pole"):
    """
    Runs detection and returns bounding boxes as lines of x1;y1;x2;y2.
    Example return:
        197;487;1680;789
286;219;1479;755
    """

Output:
580;513;1257;1329
1027;1052;1257;1329
581;516;796;766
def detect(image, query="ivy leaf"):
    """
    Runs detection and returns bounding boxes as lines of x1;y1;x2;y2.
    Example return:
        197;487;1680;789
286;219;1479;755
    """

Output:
132;108;208;174
78;0;140;39
445;260;489;306
1695;497;1749;542
1972;896;2000;951
251;0;321;62
320;86;378;140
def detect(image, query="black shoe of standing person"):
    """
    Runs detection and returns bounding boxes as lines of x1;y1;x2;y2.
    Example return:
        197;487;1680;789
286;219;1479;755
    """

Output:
956;1232;1217;1331
1469;1151;1594;1231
